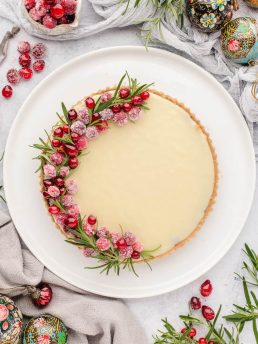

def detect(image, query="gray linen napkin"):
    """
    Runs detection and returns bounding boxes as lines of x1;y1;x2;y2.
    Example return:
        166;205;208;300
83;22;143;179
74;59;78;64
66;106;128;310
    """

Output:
0;210;148;344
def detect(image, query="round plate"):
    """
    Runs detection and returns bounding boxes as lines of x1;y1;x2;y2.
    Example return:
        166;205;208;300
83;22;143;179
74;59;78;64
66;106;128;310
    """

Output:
4;47;256;298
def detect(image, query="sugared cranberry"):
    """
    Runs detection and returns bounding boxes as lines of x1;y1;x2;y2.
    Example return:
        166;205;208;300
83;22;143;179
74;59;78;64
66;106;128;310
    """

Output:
48;205;60;214
64;143;78;157
190;296;201;310
7;69;20;85
116;238;127;249
91;113;100;122
36;0;48;16
23;0;36;10
131;251;140;259
50;4;65;18
132;95;143;105
181;328;196;338
17;41;31;53
198;339;207;344
200;280;213;297
54;177;65;187
43;191;50;199
122;102;132;112
42;14;57;29
85;97;95;109
19;68;33;80
68;109;77;121
68;157;78;169
140;91;150;101
31;283;52;308
71;132;79;143
65;216;78;228
111;105;121;113
87;215;97;225
76;136;88;150
202;306;215;320
33;60;45;73
29;7;42;21
19;53;31;67
119;88;130;99
32;43;46;59
61;0;77;15
52;139;61;147
43;180;53;188
53;127;63;137
63;124;69;133
97;120;108;132
2;85;13;99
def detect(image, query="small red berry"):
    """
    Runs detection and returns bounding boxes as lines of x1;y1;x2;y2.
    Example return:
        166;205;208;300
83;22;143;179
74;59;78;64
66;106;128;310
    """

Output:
85;97;95;109
43;180;53;188
59;187;66;195
2;85;13;99
119;88;130;99
198;338;207;344
17;41;31;53
140;91;150;101
132;95;143;105
131;251;140;259
52;139;61;147
43;14;57;29
181;328;196;338
19;53;31;67
200;279;213;297
207;341;215;344
97;120;108;132
123;102;132;112
32;43;46;59
68;109;77;121
19;67;33;80
65;216;78;228
91;113;100;122
190;296;201;310
87;215;97;225
64;143;78;157
116;238;127;249
61;0;77;15
50;4;65;18
71;132;80;143
23;0;35;10
202;305;215;320
63;124;69;133
33;60;45;73
6;69;20;85
54;177;65;187
68;157;78;169
31;283;52;308
43;191;50;199
48;205;60;214
53;127;63;137
111;104;121;113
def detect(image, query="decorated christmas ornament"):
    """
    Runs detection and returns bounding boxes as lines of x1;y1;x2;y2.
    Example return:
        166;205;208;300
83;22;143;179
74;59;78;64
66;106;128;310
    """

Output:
186;0;234;33
23;314;68;344
221;17;258;65
243;0;258;8
0;294;23;344
31;283;53;308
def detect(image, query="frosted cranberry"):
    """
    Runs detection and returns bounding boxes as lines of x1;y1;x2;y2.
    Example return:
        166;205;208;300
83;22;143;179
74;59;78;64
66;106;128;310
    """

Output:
24;0;36;10
190;296;201;310
61;0;77;15
48;205;60;214
54;177;64;187
33;60;45;73
65;216;78;228
85;97;95;109
32;43;46;59
68;109;77;121
17;41;31;53
19;53;31;67
111;105;121;113
202;306;215;320
123;102;132;112
2;85;13;99
97;120;108;132
68;157;78;169
132;95;143;105
32;283;52;308
29;7;42;21
53;127;63;137
119;88;130;99
63;124;69;133
43;14;57;29
43;180;53;188
140;91;150;100
71;132;79;143
131;251;140;259
200;280;213;297
76;136;88;150
50;4;65;18
6;69;20;85
199;339;207;344
64;143;78;157
36;0;48;16
87;215;97;225
19;67;33;80
116;238;127;249
43;191;50;199
181;328;196;338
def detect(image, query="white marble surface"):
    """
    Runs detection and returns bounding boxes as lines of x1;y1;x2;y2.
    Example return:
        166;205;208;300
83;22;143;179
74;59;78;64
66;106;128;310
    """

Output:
0;11;257;343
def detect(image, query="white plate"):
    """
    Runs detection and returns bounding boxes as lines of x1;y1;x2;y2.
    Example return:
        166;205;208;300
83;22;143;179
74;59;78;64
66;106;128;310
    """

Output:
4;47;256;298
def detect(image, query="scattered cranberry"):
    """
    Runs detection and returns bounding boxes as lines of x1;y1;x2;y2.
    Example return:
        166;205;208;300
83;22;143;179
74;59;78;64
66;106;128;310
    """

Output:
140;91;150;101
64;143;78;157
53;127;63;137
6;69;20;85
68;157;78;169
48;205;60;214
200;280;213;297
43;180;53;188
71;132;79;143
50;4;65;18
2;85;13;99
65;216;78;228
119;88;130;99
198;339;207;344
68;109;77;121
33;59;45;72
43;191;50;199
19;53;31;67
202;305;215;320
63;124;69;133
111;104;121;113
131;251;140;259
61;0;77;15
24;0;36;10
123;102;132;112
52;139;61;147
132;95;143;105
17;41;31;54
31;283;52;308
54;177;65;187
181;328;196;338
85;97;95;109
19;67;33;80
116;238;127;249
190;296;201;310
87;215;97;225
32;43;46;59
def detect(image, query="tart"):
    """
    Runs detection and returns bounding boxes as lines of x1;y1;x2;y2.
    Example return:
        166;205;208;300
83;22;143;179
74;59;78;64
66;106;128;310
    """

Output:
33;73;218;275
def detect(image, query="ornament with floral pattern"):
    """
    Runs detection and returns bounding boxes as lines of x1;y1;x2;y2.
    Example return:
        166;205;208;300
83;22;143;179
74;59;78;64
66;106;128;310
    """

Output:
200;13;217;28
211;0;227;11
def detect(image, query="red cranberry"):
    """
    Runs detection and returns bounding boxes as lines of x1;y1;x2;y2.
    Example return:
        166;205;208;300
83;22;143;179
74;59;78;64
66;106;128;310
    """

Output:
50;4;65;18
111;104;121;113
43;180;53;188
116;238;127;249
200;279;213;297
6;69;20;85
31;283;52;308
97;120;108;132
19;53;31;67
54;177;64;187
85;97;95;109
64;143;78;157
119;88;130;99
43;191;50;199
53;127;63;137
33;60;45;73
68;157;78;169
181;328;196;338
140;91;150;101
48;205;60;214
63;124;69;133
58;16;69;24
17;41;31;53
207;342;215;344
87;215;97;225
71;132;80;143
32;43;46;59
24;0;36;10
2;85;13;99
132;95;143;105
91;113;100;122
131;251;140;259
190;296;201;310
202;306;215;320
198;339;207;344
59;187;66;195
29;7;42;21
65;216;78;228
43;14;57;28
61;0;77;15
68;109;77;121
122;102;132;112
19;68;33;80
52;139;61;147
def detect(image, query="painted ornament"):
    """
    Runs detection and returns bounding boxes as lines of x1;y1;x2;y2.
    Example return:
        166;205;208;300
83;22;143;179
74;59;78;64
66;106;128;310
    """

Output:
221;17;258;64
186;0;233;33
23;314;68;344
0;294;23;344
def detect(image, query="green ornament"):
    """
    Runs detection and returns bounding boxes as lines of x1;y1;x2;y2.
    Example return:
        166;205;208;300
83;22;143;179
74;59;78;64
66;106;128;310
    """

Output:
23;314;68;344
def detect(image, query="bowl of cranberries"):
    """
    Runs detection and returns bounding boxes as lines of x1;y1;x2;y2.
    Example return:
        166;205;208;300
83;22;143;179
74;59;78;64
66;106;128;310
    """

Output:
22;0;81;35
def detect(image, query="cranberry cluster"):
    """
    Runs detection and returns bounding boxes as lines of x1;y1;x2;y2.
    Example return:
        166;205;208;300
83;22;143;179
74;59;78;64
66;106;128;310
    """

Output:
24;0;77;29
2;41;46;99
